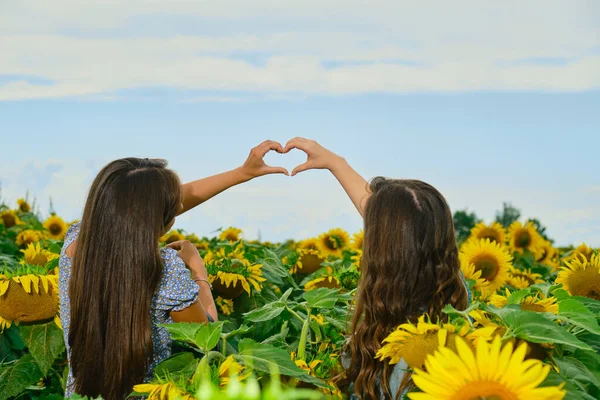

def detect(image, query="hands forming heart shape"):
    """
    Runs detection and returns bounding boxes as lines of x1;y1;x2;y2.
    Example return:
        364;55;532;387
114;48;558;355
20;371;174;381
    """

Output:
241;137;341;178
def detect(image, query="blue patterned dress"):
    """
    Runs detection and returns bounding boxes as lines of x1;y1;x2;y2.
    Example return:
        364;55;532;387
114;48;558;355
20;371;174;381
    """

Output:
58;223;199;397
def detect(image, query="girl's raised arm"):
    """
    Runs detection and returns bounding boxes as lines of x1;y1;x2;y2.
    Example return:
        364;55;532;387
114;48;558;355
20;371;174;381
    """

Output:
283;137;369;218
178;140;288;215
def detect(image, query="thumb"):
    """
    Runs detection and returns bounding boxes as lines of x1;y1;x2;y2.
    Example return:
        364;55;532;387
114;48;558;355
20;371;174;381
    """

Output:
291;162;312;176
263;166;289;176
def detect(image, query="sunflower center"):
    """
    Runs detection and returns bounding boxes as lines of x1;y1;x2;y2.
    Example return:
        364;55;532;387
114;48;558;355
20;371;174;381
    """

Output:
49;223;62;235
452;381;518;400
515;230;531;248
568;269;600;300
520;302;546;313
478;229;500;243
28;253;49;266
225;233;239;241
472;255;500;280
324;236;339;250
2;214;16;228
402;332;440;368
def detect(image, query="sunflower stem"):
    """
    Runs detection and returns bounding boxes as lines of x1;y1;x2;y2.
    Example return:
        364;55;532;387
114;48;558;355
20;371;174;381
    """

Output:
286;306;305;324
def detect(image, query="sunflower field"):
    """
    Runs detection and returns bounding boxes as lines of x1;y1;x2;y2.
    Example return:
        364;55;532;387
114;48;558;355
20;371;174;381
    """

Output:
1;197;600;400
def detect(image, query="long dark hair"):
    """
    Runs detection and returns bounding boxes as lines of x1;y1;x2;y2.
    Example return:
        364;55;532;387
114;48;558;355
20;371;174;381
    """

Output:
69;158;181;399
342;178;468;400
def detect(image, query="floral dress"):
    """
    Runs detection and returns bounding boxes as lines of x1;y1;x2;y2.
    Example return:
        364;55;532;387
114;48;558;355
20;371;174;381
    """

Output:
58;223;199;397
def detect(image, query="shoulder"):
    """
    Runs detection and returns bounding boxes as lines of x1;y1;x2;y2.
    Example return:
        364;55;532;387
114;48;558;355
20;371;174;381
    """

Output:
60;222;81;256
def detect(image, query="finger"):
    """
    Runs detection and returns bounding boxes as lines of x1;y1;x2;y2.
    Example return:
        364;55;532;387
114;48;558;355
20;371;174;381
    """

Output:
165;240;188;250
257;140;284;156
263;166;289;176
165;241;183;250
291;162;312;176
283;138;309;153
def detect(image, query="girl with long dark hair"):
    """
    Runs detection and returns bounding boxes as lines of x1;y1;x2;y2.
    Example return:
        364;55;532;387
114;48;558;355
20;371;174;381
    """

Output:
283;138;470;400
59;140;288;399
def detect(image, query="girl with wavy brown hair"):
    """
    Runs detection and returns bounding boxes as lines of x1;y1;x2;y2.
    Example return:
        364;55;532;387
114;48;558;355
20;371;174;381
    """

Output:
59;140;288;399
283;137;470;400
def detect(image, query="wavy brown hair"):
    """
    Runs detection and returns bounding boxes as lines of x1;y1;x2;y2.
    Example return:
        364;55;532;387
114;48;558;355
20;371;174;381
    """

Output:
341;178;468;400
69;158;181;399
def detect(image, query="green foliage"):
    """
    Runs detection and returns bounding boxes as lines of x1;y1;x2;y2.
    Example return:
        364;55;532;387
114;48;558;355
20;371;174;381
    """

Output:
452;209;479;243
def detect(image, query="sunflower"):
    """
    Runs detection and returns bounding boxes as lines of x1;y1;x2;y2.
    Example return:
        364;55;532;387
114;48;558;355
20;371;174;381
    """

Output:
0;270;61;331
351;248;363;269
350;230;364;251
469;222;507;244
216;296;234;316
205;244;266;299
21;242;59;266
488;289;559;314
298;237;319;251
339;267;360;291
507;221;544;255
556;253;600;300
304;276;341;291
508;267;545;289
43;215;68;240
0;209;22;229
219;227;242;242
564;243;594;263
133;382;194;400
376;315;472;369
219;355;251;386
537;241;560;271
317;228;350;258
408;336;566;400
160;230;185;244
16;230;45;247
459;238;512;294
291;248;325;275
17;198;31;213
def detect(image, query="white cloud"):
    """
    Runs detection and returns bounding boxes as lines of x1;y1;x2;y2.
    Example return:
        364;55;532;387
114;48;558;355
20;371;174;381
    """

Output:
0;1;598;100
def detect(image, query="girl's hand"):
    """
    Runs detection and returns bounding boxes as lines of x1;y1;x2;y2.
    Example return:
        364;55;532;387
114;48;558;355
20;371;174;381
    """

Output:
283;137;344;176
166;240;207;279
240;140;289;180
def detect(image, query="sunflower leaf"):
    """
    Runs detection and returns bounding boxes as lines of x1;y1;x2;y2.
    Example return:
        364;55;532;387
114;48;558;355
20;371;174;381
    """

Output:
236;339;330;389
0;354;43;400
159;323;202;346
551;298;600;335
154;352;198;380
504;310;593;350
195;321;224;352
303;288;352;309
507;288;532;305
20;321;65;375
243;301;286;322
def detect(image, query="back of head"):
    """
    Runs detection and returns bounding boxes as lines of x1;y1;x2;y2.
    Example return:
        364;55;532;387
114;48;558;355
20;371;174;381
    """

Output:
346;177;468;400
69;158;181;399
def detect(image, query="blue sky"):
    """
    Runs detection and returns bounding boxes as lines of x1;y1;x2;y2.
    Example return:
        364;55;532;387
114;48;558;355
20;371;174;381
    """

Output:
0;1;599;246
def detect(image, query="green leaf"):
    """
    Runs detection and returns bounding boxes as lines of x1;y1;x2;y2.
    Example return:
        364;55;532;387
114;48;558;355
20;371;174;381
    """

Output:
195;321;224;352
553;298;600;335
223;324;253;339
259;249;290;285
554;357;600;394
504;310;592;350
303;288;351;309
0;354;44;400
236;339;329;388
542;371;597;400
159;322;202;345
574;297;600;315
579;332;600;352
507;288;532;305
530;282;558;297
243;302;286;322
261;327;289;347
154;352;198;380
21;321;65;375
